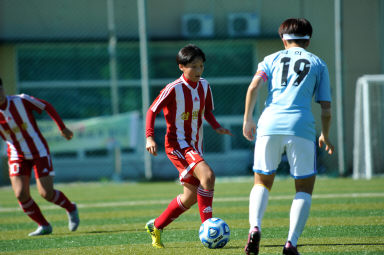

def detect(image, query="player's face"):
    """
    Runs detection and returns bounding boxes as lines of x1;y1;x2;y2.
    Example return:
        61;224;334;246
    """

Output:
179;57;204;83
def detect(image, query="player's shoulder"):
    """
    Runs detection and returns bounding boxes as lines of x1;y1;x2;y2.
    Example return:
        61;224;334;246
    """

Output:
158;78;183;97
264;50;283;63
18;93;32;99
18;94;46;108
7;94;20;100
18;93;41;102
164;77;183;89
199;77;209;86
7;94;29;102
301;49;327;66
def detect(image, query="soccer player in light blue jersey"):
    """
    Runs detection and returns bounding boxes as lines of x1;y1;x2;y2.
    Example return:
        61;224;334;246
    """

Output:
243;18;334;255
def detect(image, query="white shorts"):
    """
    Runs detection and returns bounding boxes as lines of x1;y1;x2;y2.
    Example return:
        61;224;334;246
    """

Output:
253;135;316;179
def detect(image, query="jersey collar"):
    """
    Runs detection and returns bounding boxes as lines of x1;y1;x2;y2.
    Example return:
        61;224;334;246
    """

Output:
181;74;199;90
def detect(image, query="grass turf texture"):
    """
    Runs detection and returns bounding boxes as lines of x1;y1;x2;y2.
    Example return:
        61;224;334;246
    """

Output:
0;177;383;254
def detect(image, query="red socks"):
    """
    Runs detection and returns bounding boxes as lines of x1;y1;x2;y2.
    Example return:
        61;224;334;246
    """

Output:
48;190;75;212
19;198;49;226
154;195;188;229
197;186;214;222
154;187;214;230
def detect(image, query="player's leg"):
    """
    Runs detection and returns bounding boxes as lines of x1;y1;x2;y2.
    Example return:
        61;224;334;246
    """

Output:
34;156;79;231
179;182;198;207
154;183;196;230
146;147;200;248
146;182;197;248
250;173;275;229
9;160;52;236
36;175;76;212
166;145;212;222
283;175;315;255
245;173;274;255
283;136;316;254
246;135;283;255
193;161;215;222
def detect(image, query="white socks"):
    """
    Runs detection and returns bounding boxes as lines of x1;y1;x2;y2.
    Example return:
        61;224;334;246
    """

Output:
249;186;312;247
249;184;269;232
287;192;312;247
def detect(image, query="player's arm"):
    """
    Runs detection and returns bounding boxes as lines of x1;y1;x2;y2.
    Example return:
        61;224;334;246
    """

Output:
318;101;334;155
27;96;73;140
41;99;73;140
145;109;158;156
243;75;263;141
204;111;232;136
145;88;172;156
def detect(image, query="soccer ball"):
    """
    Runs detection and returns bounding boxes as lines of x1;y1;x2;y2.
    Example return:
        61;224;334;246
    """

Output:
199;218;230;249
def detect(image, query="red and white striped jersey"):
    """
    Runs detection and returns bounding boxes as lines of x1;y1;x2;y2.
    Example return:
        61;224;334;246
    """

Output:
146;75;221;154
0;94;66;160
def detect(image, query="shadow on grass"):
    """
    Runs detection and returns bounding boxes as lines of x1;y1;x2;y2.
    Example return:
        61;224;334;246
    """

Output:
264;243;384;248
86;229;131;234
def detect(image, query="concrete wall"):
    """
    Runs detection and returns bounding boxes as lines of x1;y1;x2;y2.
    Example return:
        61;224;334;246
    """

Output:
0;44;17;184
342;0;383;172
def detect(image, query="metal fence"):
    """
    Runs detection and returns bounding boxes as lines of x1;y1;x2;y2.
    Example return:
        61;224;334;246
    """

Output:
1;0;335;183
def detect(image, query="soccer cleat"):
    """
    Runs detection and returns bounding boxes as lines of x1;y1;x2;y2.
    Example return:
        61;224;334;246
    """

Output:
67;203;80;231
28;225;52;236
282;241;300;255
145;219;164;248
244;226;261;255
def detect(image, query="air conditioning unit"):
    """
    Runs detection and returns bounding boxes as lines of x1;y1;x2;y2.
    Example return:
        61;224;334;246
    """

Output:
182;14;214;38
228;13;260;37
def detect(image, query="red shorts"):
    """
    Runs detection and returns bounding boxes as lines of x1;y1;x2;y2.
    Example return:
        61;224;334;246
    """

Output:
165;146;204;186
8;156;54;178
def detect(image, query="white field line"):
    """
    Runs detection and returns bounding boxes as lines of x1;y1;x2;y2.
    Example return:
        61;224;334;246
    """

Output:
0;192;383;213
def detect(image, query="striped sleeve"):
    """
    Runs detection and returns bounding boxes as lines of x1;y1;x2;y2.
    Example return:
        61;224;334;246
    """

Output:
19;94;45;113
38;99;66;130
146;85;176;137
150;80;179;112
254;70;268;82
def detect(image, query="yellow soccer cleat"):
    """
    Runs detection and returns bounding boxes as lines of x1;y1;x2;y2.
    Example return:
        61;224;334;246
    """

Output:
145;219;164;248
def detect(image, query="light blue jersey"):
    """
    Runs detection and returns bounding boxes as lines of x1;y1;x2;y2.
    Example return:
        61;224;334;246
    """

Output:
255;47;331;141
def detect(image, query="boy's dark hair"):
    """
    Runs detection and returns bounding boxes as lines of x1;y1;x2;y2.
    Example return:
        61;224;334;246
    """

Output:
176;44;206;66
278;18;313;46
0;78;2;85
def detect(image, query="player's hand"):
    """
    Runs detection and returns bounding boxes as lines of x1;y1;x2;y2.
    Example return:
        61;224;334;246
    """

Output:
215;127;233;136
146;136;158;156
243;121;256;141
318;133;334;155
61;127;74;140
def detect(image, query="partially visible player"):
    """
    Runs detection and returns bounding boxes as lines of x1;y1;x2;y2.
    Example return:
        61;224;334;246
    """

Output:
145;44;232;248
242;18;334;255
0;78;79;236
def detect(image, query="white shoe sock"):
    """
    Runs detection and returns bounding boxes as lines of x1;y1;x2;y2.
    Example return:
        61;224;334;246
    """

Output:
287;192;312;247
249;184;269;232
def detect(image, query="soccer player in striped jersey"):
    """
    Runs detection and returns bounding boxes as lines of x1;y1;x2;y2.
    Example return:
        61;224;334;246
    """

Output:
145;44;232;248
0;78;79;236
243;19;334;255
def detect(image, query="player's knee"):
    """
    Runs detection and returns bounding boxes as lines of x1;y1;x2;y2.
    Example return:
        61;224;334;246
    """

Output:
15;191;29;202
201;170;215;189
180;193;197;208
39;189;53;200
207;171;215;186
187;197;197;207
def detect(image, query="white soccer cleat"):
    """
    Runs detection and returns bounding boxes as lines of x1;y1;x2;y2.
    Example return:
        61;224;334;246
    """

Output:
28;225;52;236
67;203;80;231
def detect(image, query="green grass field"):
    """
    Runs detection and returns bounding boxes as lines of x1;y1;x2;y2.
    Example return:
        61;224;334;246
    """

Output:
0;177;383;254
